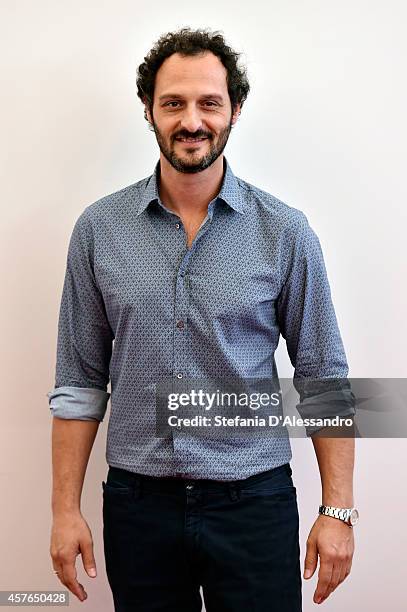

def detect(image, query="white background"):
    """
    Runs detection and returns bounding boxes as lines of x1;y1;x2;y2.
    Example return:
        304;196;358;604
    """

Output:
1;1;406;610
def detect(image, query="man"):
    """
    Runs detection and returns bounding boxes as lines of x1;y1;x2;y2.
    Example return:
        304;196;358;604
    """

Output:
47;27;357;611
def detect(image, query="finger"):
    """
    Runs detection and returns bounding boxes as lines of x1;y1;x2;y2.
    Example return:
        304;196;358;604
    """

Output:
80;537;97;578
52;563;67;588
62;559;88;602
339;552;353;585
304;539;318;579
314;558;333;604
52;565;64;586
319;561;343;603
55;565;69;594
338;562;348;585
342;558;353;582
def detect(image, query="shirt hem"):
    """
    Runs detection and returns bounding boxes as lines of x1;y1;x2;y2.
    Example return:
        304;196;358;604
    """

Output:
105;456;292;481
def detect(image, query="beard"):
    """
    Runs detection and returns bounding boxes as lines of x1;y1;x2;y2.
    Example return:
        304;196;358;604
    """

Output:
150;117;233;174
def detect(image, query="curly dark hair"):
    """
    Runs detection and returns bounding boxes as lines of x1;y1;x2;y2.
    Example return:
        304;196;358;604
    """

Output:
136;27;250;123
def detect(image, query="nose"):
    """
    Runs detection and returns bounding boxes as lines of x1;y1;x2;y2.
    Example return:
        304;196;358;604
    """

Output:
179;104;204;134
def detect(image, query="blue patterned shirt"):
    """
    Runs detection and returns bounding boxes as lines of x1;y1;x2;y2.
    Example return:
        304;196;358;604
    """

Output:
46;156;354;480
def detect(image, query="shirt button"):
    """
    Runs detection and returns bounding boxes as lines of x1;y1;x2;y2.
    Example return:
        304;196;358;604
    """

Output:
176;320;185;329
175;222;181;229
176;373;183;379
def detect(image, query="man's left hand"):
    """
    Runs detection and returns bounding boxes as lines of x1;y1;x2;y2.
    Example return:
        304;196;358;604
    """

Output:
303;514;355;604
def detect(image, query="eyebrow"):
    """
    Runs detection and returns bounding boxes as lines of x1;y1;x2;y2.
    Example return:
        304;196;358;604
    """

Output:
158;93;224;102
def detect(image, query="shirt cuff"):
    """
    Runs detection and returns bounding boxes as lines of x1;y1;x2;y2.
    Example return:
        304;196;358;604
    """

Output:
295;388;356;437
46;386;110;422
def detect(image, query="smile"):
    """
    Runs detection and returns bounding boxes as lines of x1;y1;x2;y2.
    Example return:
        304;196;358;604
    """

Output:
175;137;208;143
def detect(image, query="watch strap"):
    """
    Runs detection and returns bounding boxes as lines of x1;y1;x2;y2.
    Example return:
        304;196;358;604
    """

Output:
319;504;352;523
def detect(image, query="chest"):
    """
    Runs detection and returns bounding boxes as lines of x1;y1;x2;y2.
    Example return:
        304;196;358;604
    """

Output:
179;212;208;249
93;210;282;335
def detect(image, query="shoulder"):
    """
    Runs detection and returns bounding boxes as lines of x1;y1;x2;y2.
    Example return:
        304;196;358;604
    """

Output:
82;177;148;222
235;175;311;234
63;177;148;255
69;174;151;242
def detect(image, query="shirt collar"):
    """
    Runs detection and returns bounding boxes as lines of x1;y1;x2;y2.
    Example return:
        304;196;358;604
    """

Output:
137;156;246;216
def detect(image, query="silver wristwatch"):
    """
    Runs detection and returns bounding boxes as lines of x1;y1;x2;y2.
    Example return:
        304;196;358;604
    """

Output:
319;505;359;527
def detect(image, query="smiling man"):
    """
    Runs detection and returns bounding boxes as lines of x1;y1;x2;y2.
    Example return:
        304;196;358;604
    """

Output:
143;46;242;249
48;27;357;612
153;53;232;174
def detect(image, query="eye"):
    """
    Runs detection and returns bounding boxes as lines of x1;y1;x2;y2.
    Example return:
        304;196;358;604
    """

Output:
164;101;181;108
163;100;219;108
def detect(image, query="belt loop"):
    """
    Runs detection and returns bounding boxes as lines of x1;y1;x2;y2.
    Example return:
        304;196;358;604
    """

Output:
228;482;239;502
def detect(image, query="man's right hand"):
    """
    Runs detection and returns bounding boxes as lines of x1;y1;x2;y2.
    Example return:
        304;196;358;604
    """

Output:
50;512;97;602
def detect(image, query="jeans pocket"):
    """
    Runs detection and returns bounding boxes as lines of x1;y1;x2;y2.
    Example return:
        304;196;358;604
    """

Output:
239;484;296;502
102;478;132;496
239;464;296;499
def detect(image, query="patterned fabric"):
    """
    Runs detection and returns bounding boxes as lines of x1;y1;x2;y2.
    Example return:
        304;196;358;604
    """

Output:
46;156;354;480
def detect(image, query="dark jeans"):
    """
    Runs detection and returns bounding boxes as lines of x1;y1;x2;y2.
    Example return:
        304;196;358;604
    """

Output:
102;463;302;611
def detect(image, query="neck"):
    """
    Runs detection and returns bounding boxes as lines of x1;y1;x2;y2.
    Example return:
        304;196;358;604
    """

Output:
158;154;225;215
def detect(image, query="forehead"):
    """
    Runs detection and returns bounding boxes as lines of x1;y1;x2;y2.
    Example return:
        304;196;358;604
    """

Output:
154;52;228;96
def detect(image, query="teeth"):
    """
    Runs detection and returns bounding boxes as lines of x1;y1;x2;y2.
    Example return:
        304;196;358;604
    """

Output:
177;138;206;142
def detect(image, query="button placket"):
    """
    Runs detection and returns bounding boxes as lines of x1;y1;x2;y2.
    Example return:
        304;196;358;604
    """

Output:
172;247;193;383
171;238;202;472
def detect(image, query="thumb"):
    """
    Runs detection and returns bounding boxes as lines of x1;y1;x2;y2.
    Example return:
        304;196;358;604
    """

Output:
304;538;318;579
81;539;97;578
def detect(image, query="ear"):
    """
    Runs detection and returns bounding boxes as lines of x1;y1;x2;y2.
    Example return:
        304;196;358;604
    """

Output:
144;99;153;126
231;103;242;126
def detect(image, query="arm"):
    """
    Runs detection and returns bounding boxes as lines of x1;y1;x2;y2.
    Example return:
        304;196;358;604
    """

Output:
304;436;355;605
313;435;354;508
50;418;99;603
47;209;113;602
51;418;99;516
276;211;356;605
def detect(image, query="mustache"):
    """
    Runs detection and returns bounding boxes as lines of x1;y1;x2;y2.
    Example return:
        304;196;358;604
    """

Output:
173;131;212;140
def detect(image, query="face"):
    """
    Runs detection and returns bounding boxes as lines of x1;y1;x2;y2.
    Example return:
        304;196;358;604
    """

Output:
145;51;241;173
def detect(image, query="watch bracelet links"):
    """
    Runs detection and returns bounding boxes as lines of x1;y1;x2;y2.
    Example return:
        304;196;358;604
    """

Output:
319;505;351;522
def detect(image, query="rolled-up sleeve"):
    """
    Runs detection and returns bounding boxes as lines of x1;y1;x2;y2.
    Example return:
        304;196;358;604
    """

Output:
46;209;114;422
276;211;355;436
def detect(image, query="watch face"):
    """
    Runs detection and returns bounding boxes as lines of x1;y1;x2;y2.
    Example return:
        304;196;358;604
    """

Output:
350;508;359;526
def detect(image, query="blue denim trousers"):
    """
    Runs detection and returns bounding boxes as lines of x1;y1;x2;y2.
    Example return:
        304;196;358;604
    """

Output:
102;462;302;611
